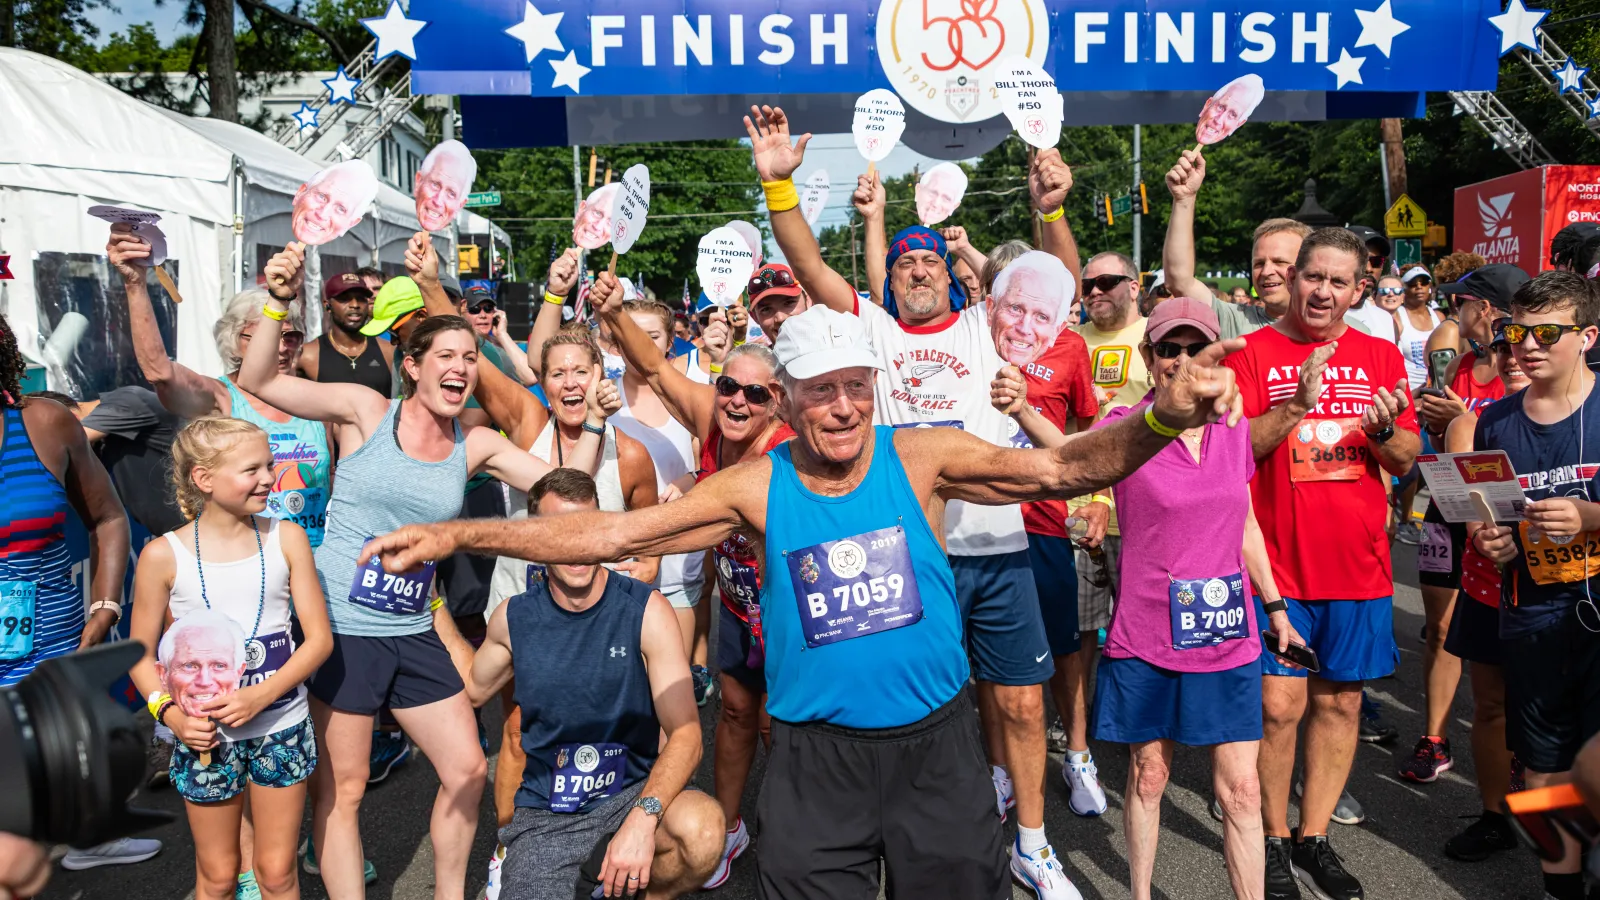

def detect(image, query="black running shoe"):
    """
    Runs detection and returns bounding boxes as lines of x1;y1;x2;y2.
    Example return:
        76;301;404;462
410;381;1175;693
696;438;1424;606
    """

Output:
1266;836;1301;900
1443;812;1518;862
1292;832;1363;900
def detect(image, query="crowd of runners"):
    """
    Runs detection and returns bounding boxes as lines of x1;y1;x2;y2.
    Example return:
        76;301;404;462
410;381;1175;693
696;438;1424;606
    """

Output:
6;105;1600;900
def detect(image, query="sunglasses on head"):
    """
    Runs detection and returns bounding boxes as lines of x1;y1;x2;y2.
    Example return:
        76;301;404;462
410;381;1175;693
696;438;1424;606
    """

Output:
1376;286;1404;297
715;375;772;405
749;267;797;295
1501;323;1585;346
1082;274;1132;297
1149;340;1212;359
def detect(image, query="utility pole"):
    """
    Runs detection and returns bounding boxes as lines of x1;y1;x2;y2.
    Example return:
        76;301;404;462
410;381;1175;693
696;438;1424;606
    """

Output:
443;102;460;279
572;145;584;284
1132;124;1142;273
851;219;860;290
1379;118;1408;208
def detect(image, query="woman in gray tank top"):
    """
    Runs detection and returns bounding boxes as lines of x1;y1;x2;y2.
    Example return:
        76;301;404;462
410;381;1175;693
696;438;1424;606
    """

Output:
238;243;610;900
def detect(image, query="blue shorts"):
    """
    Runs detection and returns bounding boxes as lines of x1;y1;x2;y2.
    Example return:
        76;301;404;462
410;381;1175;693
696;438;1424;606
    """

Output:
307;630;464;716
1254;596;1398;682
1093;654;1263;746
716;601;764;693
171;716;317;803
951;550;1053;686
1026;533;1082;657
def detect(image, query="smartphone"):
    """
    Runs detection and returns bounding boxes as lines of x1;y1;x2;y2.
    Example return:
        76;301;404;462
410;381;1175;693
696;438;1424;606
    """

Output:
1262;631;1320;673
1428;348;1457;389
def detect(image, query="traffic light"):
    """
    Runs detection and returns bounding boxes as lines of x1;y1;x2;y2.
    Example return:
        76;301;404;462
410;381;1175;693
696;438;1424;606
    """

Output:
1103;194;1115;227
1138;182;1150;215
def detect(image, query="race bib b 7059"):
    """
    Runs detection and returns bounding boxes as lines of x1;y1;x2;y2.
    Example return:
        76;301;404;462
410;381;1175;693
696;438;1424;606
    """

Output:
786;526;922;649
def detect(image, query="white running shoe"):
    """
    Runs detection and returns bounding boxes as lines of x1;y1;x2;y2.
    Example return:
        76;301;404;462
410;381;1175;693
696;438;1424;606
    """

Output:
1063;752;1108;817
993;767;1016;820
485;842;505;900
60;837;162;870
1009;836;1084;900
701;816;750;889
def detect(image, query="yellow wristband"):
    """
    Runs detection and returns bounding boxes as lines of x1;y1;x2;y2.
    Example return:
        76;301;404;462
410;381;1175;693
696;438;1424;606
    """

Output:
261;303;289;322
1089;494;1114;507
429;597;445;612
1039;206;1065;223
544;291;566;305
1144;406;1184;438
146;692;172;719
762;178;800;213
709;363;724;375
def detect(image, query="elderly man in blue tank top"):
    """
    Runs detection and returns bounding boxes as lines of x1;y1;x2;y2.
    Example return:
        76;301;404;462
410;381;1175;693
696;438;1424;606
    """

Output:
364;277;1245;900
434;468;722;900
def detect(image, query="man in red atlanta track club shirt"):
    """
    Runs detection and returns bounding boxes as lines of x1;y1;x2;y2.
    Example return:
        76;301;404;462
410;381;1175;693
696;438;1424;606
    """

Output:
1223;228;1421;900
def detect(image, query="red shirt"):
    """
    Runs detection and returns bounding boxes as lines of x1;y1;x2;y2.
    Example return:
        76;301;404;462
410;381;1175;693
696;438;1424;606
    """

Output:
1448;353;1506;416
699;422;794;619
1020;330;1099;538
1225;324;1419;600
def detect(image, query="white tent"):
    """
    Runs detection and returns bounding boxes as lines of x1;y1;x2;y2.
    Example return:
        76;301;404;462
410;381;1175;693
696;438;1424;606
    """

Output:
0;48;441;394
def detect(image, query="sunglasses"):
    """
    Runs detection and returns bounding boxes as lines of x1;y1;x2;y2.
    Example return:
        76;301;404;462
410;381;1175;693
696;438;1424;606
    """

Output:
748;267;797;296
1504;784;1600;863
466;301;497;314
387;309;421;337
1407;277;1433;287
1149;340;1212;360
1368;255;1388;268
1501;323;1585;346
1082;274;1132;297
715;375;772;405
1376;287;1405;297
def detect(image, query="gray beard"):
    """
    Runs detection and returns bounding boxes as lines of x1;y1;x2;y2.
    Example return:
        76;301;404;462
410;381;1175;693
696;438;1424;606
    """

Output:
899;289;941;317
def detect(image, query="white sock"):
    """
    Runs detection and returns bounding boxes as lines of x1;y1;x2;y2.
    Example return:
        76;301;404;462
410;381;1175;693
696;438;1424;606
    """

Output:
1068;749;1091;765
992;764;1012;784
1018;824;1049;857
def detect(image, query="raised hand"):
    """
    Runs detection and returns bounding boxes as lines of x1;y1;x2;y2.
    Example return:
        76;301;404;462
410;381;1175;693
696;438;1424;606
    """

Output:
942;226;973;257
1030;148;1073;212
589;373;621;422
263;242;307;301
1151;338;1246;430
1165;148;1206;203
702;312;732;364
106;224;151;281
405;231;439;286
743;105;812;183
1293;342;1337;412
853;171;885;220
592;271;625;318
547;247;580;298
990;365;1028;416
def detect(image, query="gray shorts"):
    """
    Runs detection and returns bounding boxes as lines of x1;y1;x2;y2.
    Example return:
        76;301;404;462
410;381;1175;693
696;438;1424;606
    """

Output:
1074;536;1121;634
499;781;644;900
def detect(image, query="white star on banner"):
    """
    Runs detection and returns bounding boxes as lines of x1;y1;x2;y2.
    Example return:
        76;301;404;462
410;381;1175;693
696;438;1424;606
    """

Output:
1488;0;1549;55
550;50;590;94
1553;58;1589;94
1353;0;1411;57
322;66;359;105
506;1;564;63
292;102;320;131
1326;48;1366;90
1587;96;1600;119
362;0;428;62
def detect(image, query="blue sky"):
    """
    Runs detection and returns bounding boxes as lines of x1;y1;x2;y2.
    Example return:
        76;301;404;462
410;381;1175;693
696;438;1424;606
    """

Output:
86;0;191;42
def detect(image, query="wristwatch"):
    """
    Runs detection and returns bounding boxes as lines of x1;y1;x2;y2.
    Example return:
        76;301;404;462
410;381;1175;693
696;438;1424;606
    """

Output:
1365;424;1395;444
1262;599;1289;615
634;796;664;820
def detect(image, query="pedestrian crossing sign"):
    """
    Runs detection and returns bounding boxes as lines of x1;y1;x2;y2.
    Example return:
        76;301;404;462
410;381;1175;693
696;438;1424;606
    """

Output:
1384;194;1426;239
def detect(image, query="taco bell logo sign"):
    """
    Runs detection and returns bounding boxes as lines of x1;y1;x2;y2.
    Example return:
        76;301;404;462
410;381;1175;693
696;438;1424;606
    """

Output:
877;0;1051;124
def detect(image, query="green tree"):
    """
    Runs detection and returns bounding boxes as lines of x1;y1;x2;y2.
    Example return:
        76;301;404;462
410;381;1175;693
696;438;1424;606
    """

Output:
0;0;109;59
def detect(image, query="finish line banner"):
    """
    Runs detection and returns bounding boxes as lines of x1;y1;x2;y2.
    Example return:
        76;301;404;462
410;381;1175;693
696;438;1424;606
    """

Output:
412;0;1504;124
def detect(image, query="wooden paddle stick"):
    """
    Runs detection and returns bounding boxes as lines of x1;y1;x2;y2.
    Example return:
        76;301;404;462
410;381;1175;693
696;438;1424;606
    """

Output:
152;266;184;305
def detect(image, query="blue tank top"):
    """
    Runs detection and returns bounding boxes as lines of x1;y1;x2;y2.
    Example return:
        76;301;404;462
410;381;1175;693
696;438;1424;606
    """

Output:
223;377;331;547
511;571;658;813
0;406;82;686
761;426;968;728
1475;382;1600;638
316;399;468;637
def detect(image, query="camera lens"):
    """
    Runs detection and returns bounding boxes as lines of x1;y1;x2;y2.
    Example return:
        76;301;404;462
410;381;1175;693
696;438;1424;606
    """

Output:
0;642;171;845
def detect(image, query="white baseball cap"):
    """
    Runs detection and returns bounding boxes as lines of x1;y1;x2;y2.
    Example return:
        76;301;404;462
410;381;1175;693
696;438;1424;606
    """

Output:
1401;266;1431;283
773;306;884;381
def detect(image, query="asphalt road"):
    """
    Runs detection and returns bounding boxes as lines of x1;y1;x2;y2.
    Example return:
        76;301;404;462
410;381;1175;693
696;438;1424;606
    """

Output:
45;540;1545;900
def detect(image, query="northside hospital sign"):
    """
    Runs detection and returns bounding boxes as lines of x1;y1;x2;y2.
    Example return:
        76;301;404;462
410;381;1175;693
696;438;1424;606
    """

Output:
411;0;1509;125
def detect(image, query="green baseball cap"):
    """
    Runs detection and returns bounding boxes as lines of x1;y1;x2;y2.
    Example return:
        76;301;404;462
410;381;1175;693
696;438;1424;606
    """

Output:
360;276;424;336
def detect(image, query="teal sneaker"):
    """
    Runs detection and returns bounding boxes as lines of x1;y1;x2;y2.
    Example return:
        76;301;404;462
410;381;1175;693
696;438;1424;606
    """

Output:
236;871;261;900
299;836;378;884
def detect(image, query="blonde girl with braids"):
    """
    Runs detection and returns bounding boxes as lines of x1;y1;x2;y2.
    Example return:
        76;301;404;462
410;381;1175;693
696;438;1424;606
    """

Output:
128;417;332;900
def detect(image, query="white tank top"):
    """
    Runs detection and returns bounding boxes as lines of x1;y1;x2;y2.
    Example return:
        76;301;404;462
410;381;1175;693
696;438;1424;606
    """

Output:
509;421;627;517
610;381;702;593
684;348;712;385
1397;307;1441;391
162;517;306;741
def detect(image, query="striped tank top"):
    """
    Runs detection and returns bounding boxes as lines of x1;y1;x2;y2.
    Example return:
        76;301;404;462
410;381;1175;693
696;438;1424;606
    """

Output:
0;405;81;686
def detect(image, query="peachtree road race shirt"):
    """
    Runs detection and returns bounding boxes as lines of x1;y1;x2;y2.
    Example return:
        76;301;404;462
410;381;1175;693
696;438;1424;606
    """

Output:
854;299;1025;557
1019;330;1100;539
1226;324;1418;601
